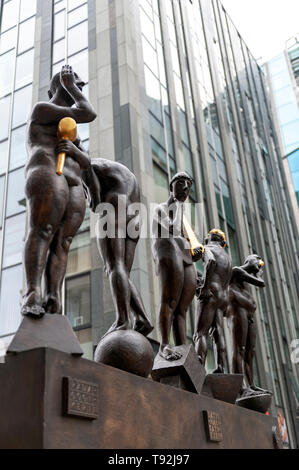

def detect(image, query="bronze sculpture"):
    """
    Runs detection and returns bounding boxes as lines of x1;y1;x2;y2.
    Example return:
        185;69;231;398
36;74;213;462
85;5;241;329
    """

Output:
152;172;204;361
194;229;232;372
82;159;153;337
21;65;97;317
228;254;270;396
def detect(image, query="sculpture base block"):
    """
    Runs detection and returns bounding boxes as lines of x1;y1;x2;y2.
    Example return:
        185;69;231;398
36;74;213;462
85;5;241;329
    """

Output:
151;344;206;394
203;374;243;404
0;348;277;449
237;393;272;414
7;314;83;356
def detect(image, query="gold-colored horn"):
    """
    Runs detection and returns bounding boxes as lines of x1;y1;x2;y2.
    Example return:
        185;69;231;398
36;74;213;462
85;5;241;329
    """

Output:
183;215;204;257
56;117;77;175
259;259;265;267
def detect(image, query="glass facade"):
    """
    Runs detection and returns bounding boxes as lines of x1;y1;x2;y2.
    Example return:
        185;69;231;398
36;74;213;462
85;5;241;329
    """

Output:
266;43;299;206
0;0;298;447
0;0;37;337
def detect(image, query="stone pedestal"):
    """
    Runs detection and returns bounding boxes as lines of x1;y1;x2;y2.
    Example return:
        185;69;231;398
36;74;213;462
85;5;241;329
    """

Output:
0;348;277;449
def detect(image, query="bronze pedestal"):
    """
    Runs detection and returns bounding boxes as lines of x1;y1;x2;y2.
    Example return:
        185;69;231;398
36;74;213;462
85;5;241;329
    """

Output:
0;348;277;449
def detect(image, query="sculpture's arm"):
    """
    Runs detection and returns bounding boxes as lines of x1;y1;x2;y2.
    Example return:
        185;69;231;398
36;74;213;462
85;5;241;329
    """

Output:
32;68;97;124
199;248;216;299
81;163;101;212
56;139;90;169
156;201;183;236
232;266;265;288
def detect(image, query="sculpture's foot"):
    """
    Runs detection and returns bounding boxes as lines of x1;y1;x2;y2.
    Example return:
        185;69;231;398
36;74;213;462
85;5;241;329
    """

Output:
21;293;45;319
43;295;62;315
240;387;270;398
159;345;182;361
101;320;131;340
212;365;225;374
250;385;272;395
133;318;154;337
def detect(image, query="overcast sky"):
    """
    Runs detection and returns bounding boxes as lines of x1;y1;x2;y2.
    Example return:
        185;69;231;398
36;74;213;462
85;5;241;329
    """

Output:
220;0;299;63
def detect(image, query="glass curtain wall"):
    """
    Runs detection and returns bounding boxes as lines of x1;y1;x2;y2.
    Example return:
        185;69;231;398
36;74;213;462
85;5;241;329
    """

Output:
0;0;37;338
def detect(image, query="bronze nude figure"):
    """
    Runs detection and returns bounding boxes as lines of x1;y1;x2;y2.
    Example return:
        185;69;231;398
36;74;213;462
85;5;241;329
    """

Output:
151;172;204;361
82;159;153;337
228;254;270;396
22;65;97;317
194;229;232;372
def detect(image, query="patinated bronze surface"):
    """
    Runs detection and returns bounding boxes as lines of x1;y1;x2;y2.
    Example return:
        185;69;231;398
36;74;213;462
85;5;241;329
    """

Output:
82;159;153;337
152;172;204;361
22;65;97;317
0;348;276;449
228;254;271;398
194;229;232;372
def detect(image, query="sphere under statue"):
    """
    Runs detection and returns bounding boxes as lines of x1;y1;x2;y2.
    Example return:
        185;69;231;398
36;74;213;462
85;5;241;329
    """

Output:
94;330;154;378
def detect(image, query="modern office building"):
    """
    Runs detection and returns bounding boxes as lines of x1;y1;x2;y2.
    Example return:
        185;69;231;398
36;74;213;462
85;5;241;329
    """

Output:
0;0;298;447
264;35;299;225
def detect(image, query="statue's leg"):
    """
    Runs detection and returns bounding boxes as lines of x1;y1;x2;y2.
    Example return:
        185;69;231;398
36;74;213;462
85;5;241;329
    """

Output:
194;301;216;365
214;309;226;373
173;264;196;346
232;309;248;377
158;257;184;361
124;237;153;336
43;184;86;314
244;318;256;388
21;171;68;317
98;235;132;334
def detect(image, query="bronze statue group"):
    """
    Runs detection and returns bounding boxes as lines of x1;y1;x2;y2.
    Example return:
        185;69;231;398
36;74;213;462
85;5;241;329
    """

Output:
21;66;270;400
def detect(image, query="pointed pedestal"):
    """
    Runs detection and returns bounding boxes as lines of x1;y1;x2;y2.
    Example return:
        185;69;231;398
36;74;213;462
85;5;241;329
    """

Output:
237;392;272;414
7;314;83;356
151;344;206;394
202;374;243;404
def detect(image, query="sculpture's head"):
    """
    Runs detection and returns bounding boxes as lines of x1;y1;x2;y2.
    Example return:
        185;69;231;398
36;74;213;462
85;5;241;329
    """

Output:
205;228;227;248
169;172;193;202
244;254;264;275
48;69;86;105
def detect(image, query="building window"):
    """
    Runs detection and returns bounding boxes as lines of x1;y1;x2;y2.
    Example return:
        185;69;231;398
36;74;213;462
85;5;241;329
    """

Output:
65;273;91;329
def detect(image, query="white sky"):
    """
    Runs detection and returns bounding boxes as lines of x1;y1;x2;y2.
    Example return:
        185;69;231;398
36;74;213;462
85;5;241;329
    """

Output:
220;0;299;63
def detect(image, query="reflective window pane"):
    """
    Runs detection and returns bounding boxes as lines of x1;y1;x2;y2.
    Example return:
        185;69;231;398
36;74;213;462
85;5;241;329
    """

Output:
68;21;88;56
0;49;14;97
68;3;88;28
0;94;11;141
2;212;26;268
0;27;17;54
153;163;168;203
20;0;37;22
0;140;9;175
0;176;5;225
52;60;64;76
1;0;18;32
65;274;91;327
12;85;32;128
6;168;26;217
9;125;27;170
68;49;88;83
68;0;87;12
54;10;65;42
0;264;23;336
53;38;65;64
54;0;66;14
144;66;162;121
15;49;34;90
17;17;36;54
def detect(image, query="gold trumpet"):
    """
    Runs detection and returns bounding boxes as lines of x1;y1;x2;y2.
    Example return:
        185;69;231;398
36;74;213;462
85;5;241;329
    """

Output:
56;117;77;175
183;215;205;261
